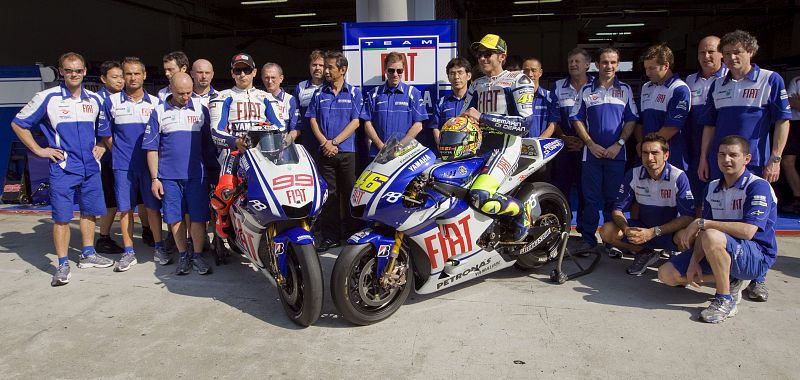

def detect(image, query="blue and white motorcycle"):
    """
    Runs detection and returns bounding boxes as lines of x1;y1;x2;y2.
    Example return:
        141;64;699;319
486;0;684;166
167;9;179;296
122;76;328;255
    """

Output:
216;127;327;326
331;136;571;325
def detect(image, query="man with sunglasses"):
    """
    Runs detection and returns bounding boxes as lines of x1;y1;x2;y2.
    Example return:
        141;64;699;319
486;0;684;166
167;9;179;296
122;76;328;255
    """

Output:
461;34;537;242
11;52;114;286
209;53;285;238
364;51;428;157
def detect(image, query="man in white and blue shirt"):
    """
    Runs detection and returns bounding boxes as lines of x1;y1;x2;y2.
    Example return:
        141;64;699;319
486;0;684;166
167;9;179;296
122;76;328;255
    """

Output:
11;52;114;286
638;44;692;171
522;57;554;138
685;35;728;211
600;134;694;275
660;135;778;323
261;62;299;142
294;50;325;156
144;73;213;275
570;47;639;251
98;57;164;272
157;51;190;101
429;57;472;146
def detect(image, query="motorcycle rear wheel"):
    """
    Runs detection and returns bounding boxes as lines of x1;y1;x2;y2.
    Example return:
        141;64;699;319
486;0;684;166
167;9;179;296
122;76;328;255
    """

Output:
331;244;413;325
514;183;570;269
277;243;324;327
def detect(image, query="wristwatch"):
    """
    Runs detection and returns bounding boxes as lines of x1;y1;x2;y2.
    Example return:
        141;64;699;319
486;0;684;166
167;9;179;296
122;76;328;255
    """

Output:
331;138;339;147
770;155;782;163
697;218;705;230
616;138;625;146
654;225;662;237
152;178;160;182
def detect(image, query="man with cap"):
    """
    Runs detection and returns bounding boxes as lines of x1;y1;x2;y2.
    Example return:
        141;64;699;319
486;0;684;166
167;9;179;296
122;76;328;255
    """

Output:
209;53;285;238
461;34;537;242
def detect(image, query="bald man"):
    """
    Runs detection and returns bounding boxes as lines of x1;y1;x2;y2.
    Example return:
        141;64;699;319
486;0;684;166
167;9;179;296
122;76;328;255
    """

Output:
143;72;215;275
190;59;217;106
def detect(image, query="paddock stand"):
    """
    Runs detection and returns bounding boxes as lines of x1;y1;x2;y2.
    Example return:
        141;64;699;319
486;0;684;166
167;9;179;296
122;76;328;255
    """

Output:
547;231;601;284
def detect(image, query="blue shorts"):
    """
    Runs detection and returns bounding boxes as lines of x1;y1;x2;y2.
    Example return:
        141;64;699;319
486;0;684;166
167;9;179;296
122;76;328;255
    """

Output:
113;169;161;212
49;168;106;223
162;178;210;224
668;233;769;280
622;219;677;251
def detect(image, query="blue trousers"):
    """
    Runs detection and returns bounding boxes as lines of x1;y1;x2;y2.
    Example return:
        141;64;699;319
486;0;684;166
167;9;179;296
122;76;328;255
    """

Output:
580;159;625;246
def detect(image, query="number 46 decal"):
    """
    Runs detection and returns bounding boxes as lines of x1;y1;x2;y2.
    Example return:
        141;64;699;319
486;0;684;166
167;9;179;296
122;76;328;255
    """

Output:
355;170;389;193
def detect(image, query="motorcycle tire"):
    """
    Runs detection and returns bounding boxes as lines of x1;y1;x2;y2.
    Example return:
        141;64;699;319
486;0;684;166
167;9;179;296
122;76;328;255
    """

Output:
277;243;324;327
331;244;413;326
513;183;570;270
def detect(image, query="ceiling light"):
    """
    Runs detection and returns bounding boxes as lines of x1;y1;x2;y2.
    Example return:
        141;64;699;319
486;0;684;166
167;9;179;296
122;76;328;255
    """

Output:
300;23;337;27
606;23;645;28
512;13;555;17
275;12;316;18
588;38;612;41
596;32;631;36
241;0;287;4
514;0;562;4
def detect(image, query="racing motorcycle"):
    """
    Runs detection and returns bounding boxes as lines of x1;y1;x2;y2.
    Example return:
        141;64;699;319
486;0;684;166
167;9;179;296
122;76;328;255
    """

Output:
213;126;327;327
331;132;570;325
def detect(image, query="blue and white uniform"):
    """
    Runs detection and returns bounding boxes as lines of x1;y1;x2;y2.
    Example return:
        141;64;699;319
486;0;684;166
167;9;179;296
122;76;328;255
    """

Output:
293;79;323;152
430;92;466;130
670;170;777;280
526;86;552;138
614;164;694;249
142;97;212;224
192;87;218;108
570;78;639;246
305;81;367;154
267;89;299;134
157;86;170;102
13;84;106;222
639;74;692;170
699;65;792;179
98;91;161;212
363;81;428;156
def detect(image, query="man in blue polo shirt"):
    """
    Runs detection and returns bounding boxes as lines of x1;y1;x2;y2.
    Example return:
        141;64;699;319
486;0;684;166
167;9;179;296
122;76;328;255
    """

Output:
600;134;694;275
685;36;728;213
570;47;639;253
637;44;691;171
306;50;366;251
521;57;553;138
98;56;164;272
659;135;777;323
11;52;114;286
430;57;472;145
294;50;325;156
144;73;213;275
548;48;593;232
364;51;428;156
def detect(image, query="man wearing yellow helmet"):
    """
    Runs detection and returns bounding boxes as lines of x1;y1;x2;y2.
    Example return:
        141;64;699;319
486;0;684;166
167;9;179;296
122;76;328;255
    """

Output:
462;34;536;242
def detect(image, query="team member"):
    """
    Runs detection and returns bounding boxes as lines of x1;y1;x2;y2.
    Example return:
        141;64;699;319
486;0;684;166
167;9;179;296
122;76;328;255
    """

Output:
190;59;217;106
430;57;472;144
144;73;213;275
209;53;284;238
294;50;325;155
781;75;800;214
548;48;593;232
306;51;366;251
460;34;536;241
363;51;428;156
570;47;639;253
637;44;691;170
599;134;694;275
95;60;125;254
157;51;189;101
685;36;728;213
99;57;165;272
697;30;791;301
11;52;114;286
521;57;553;138
658;136;777;323
261;62;299;142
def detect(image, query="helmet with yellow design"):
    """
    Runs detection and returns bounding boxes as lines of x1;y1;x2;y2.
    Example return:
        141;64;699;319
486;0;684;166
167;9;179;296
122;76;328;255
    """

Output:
438;116;482;161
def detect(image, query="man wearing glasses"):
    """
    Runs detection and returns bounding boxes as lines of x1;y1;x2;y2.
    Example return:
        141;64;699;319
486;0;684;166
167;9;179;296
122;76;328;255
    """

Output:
209;53;284;238
363;51;428;157
430;57;472;145
461;34;537;242
11;52;114;286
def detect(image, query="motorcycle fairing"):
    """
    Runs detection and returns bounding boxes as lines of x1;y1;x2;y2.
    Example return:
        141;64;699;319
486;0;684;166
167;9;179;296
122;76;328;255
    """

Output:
346;228;397;279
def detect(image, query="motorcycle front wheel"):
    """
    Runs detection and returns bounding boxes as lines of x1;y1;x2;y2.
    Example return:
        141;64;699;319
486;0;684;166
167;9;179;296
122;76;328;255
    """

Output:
277;243;324;327
331;244;413;325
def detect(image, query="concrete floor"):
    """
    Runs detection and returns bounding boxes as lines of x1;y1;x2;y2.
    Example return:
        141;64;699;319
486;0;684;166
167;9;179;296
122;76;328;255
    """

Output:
0;213;798;379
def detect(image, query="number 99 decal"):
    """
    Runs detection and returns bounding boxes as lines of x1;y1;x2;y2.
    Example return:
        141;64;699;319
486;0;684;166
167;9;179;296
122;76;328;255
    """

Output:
355;170;389;193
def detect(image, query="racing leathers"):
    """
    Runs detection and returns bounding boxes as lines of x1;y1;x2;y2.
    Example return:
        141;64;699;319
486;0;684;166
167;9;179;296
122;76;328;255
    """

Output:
462;70;535;242
209;86;285;237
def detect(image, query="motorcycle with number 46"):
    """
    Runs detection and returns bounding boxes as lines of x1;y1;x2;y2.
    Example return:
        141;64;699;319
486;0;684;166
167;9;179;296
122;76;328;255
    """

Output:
214;126;327;327
331;118;571;325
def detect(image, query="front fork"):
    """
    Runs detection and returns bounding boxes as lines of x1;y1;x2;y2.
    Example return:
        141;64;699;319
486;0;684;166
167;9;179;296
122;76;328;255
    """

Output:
269;219;312;286
377;231;404;287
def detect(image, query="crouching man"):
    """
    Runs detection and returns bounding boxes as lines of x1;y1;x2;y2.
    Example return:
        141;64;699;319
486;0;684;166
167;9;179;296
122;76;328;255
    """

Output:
658;135;777;323
600;133;694;275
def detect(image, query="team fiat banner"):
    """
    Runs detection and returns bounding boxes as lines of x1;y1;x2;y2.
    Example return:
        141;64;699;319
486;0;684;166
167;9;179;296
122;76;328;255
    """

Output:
342;19;459;127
